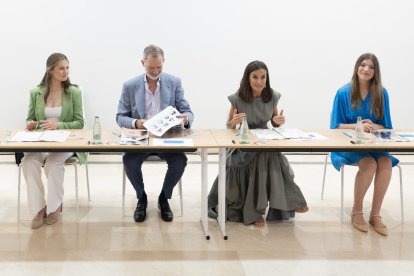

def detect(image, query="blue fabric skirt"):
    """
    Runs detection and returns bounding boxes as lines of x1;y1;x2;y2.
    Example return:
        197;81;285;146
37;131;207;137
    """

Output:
330;152;399;171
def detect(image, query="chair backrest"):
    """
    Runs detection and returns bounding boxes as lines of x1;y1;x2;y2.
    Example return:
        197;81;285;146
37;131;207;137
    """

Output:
78;85;87;128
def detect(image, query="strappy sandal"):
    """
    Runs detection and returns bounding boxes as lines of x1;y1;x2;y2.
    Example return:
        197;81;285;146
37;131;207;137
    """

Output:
295;206;309;213
369;215;388;236
254;216;265;227
351;212;368;232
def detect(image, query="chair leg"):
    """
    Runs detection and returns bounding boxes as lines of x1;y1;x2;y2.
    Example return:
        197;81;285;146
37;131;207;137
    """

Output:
17;164;22;221
74;164;79;222
340;165;344;223
122;165;126;217
397;165;404;223
85;161;91;201
178;179;183;217
321;154;329;200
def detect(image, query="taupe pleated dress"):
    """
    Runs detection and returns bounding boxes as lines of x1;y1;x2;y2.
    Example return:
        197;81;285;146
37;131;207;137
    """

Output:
208;91;307;225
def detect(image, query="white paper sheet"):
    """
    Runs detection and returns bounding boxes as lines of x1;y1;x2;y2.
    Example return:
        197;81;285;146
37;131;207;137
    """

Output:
10;130;70;142
250;128;312;140
397;132;414;141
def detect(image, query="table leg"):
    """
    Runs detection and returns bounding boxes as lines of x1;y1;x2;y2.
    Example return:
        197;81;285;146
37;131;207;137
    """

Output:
217;148;228;240
200;148;210;240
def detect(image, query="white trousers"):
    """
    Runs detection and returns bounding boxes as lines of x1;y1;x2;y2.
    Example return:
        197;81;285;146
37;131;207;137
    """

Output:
22;152;74;217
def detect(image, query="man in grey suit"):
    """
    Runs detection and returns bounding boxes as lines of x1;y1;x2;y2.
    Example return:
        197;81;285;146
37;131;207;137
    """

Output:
116;45;194;222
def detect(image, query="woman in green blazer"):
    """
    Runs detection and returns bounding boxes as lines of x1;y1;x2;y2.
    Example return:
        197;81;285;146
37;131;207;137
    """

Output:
22;53;86;229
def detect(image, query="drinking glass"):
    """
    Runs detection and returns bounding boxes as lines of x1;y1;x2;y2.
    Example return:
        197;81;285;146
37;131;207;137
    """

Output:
370;129;381;144
0;130;11;144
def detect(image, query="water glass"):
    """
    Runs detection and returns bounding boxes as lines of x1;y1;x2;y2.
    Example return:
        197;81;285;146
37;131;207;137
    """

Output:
370;129;381;144
0;130;11;144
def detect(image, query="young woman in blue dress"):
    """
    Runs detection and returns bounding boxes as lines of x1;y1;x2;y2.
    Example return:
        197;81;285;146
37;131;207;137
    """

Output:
330;53;398;236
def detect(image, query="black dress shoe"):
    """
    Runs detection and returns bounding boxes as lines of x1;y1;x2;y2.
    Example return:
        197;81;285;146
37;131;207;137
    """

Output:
158;200;173;222
134;200;148;222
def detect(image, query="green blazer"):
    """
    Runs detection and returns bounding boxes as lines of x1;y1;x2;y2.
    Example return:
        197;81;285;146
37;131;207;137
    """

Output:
26;85;87;164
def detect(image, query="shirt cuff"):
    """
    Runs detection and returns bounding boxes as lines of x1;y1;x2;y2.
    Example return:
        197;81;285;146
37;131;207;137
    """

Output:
132;119;137;129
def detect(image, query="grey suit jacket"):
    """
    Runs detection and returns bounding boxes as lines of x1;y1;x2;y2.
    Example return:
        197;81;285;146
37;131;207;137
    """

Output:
116;72;194;129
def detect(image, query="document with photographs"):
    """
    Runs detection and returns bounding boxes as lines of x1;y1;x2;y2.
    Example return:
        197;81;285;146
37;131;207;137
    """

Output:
143;106;184;137
120;128;149;145
343;130;409;143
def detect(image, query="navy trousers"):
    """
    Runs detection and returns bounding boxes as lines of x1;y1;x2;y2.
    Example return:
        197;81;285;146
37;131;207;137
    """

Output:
123;152;187;199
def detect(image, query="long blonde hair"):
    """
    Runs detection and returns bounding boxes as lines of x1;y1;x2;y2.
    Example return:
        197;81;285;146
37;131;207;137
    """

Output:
350;53;384;119
39;53;76;103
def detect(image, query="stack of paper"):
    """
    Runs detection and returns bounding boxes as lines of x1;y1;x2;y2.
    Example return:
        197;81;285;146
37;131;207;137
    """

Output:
120;128;149;145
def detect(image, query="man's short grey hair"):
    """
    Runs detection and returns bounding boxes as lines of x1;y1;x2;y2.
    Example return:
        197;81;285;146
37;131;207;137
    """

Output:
143;45;164;60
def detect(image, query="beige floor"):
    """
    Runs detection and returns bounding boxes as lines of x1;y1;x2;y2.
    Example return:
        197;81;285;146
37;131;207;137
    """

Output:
1;153;414;276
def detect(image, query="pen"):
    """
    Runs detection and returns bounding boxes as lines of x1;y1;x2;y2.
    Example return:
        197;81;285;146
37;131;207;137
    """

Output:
35;122;40;130
343;131;353;139
231;140;236;144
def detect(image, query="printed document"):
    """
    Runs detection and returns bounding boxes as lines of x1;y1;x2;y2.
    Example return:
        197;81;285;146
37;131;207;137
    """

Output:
251;128;311;140
143;106;184;137
10;130;70;142
120;128;149;145
343;130;409;143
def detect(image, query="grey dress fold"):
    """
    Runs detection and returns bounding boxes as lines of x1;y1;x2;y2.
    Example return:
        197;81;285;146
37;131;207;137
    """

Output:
208;91;307;225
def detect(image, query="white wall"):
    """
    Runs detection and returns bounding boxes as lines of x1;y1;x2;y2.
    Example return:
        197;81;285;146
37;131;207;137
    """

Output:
1;0;413;130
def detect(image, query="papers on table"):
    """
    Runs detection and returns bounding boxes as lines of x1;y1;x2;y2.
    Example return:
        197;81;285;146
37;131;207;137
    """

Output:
343;130;409;143
397;132;414;141
10;130;70;142
152;138;194;146
120;128;149;145
143;106;184;137
67;131;84;140
251;128;325;140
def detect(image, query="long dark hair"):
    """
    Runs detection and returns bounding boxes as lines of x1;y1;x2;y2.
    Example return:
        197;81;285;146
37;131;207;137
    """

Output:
350;53;384;119
237;60;272;103
39;53;76;102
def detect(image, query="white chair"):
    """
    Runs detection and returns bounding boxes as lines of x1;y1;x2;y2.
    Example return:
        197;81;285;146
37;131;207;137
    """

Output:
17;155;90;221
122;154;183;217
321;154;404;223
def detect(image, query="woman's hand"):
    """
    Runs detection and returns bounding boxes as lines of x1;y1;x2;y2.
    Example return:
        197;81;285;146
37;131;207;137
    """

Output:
26;120;38;130
362;119;374;132
40;120;58;130
227;108;246;128
272;109;285;126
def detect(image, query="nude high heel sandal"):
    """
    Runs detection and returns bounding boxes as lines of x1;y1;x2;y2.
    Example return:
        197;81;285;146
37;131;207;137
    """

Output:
369;215;388;236
351;212;368;232
45;204;63;225
31;207;47;229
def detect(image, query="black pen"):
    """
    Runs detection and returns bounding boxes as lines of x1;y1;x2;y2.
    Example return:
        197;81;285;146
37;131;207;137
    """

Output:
231;140;236;144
